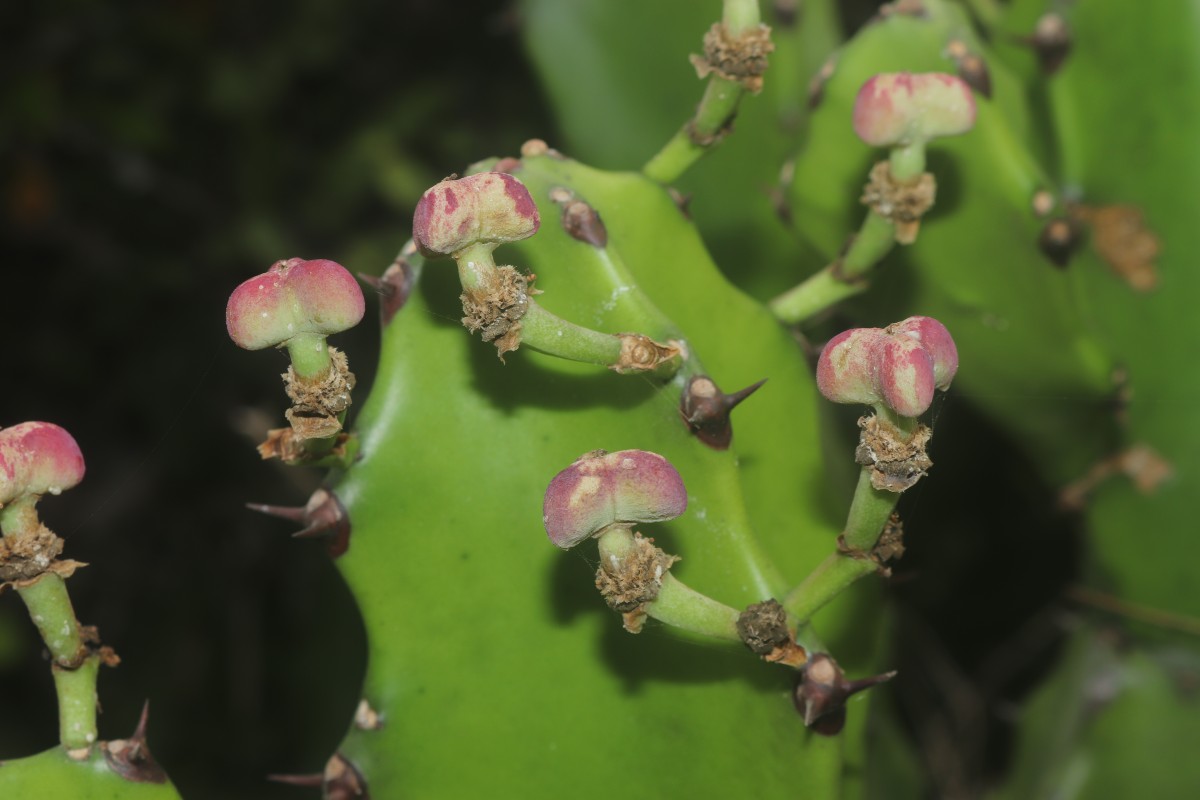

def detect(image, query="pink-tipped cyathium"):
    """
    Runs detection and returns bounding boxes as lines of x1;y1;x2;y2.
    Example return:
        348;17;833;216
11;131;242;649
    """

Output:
542;450;687;550
852;72;977;149
0;422;86;506
226;258;365;378
816;316;958;418
413;172;540;260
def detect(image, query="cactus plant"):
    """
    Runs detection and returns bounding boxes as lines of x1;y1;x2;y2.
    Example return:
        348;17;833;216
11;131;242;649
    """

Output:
5;0;1200;797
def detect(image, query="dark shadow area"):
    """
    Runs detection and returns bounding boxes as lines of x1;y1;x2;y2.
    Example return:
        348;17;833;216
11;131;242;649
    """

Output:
1;2;555;797
882;395;1083;798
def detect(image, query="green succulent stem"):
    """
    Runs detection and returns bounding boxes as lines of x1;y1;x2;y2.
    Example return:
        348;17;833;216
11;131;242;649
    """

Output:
889;142;928;183
1;499;98;753
52;656;101;753
519;300;626;366
782;466;900;624
285;332;333;380
642;0;764;184
769;211;896;324
647;573;742;641
453;243;499;291
598;527;741;641
451;240;682;376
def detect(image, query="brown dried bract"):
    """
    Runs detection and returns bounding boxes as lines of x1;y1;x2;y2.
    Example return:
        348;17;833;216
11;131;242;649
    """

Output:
595;533;679;634
257;427;349;464
736;598;808;667
861;161;937;244
460;265;533;360
353;698;385;731
1073;204;1161;291
0;522;64;582
1059;443;1174;510
838;513;905;576
690;22;775;93
737;599;790;655
283;348;356;440
855;415;933;492
613;334;682;375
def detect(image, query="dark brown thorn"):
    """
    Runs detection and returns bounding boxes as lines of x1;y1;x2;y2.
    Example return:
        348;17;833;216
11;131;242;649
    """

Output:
945;39;991;98
680;375;767;450
493;156;522;173
1038;216;1082;268
322;753;370;800
562;200;607;247
793;653;897;736
1021;12;1072;74
667;187;693;218
267;773;325;788
245;502;308;523
102;700;167;784
358;256;416;327
773;0;799;29
247;488;352;558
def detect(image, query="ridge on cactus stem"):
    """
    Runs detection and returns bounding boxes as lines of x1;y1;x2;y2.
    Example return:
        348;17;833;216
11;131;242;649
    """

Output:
0;422;86;504
852;72;976;149
542;449;687;550
816;316;957;418
226;258;365;353
413;172;540;259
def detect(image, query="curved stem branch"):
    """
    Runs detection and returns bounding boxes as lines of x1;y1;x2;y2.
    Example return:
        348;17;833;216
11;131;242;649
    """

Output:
781;468;899;624
642;0;766;184
769;211;897;325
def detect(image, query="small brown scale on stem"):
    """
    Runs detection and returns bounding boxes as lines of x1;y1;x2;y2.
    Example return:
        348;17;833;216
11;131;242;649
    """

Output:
283;348;356;440
855;415;933;492
860;161;936;244
460;266;534;360
945;39;992;98
595;533;679;634
614;334;683;374
837;513;906;576
737;599;808;668
689;22;775;94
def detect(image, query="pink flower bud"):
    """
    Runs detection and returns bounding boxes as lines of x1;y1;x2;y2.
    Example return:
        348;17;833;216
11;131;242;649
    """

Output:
885;316;959;390
852;72;976;148
815;328;889;407
0;422;86;504
542;450;687;550
413;172;540;259
226;258;365;351
874;335;936;418
816;316;958;417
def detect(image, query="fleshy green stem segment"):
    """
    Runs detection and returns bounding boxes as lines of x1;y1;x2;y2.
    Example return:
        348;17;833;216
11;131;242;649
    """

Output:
769;210;897;324
520;301;625;366
647;574;742;641
598;527;741;641
285;332;334;380
454;243;682;376
889;142;928;183
782;468;898;623
1;500;97;753
642;0;765;184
